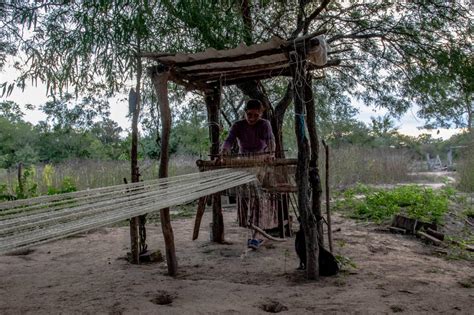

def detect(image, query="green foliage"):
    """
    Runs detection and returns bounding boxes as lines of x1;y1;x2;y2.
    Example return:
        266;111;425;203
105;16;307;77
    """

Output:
335;184;454;224
15;166;38;199
59;176;77;194
334;255;357;270
0;183;15;201
44;164;77;195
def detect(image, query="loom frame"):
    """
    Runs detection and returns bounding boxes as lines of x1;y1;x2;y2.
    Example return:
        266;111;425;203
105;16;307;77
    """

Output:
142;30;334;278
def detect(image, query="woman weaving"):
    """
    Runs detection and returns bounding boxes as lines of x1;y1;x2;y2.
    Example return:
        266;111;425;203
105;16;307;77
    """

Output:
220;99;276;250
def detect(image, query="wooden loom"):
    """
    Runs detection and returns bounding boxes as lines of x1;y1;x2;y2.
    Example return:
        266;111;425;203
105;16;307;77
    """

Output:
192;157;299;241
140;29;339;278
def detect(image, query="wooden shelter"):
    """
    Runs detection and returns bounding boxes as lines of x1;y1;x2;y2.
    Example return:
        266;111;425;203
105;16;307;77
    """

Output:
140;30;339;279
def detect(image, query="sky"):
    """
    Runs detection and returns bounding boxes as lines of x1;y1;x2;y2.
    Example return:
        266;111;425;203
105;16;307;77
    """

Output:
0;68;462;140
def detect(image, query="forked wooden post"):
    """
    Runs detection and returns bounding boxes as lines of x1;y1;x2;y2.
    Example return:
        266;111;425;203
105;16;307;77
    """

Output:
150;67;177;276
304;73;324;245
290;50;320;280
205;88;225;243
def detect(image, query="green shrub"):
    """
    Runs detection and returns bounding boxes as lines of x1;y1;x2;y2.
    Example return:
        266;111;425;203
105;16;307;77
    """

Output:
15;166;38;199
0;183;16;201
335;184;453;224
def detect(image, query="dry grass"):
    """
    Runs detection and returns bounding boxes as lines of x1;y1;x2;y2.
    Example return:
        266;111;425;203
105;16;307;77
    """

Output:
324;146;413;190
0;156;198;195
0;147;413;196
457;145;474;192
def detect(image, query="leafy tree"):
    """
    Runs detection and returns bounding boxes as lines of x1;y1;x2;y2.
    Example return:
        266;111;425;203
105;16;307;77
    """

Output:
0;100;26;122
0;116;38;168
407;45;473;132
40;93;111;130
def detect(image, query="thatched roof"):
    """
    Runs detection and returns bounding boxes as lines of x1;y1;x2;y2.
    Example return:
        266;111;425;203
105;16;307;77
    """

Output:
142;31;339;90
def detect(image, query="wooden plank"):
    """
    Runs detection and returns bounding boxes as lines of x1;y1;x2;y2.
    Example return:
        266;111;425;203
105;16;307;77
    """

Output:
389;226;407;234
417;231;442;246
182;59;288;75
199;59;341;86
196;158;297;170
192;196;208;240
426;228;444;241
392;214;437;234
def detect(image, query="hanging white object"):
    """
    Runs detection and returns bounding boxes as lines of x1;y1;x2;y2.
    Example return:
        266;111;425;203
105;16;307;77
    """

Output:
307;35;328;66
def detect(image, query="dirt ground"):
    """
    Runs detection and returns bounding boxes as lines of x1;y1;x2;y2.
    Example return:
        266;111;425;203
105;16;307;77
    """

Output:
1;204;473;315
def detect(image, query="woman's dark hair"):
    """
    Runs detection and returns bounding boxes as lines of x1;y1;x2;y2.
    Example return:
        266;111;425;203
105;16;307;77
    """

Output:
244;99;263;111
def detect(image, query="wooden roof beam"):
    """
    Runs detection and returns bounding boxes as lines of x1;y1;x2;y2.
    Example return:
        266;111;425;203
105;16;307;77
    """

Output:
147;65;214;92
202;59;341;86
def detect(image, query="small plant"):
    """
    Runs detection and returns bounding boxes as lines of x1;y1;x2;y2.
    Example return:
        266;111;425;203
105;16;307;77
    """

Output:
60;176;77;193
47;176;77;195
335;254;357;270
0;183;15;201
463;207;474;219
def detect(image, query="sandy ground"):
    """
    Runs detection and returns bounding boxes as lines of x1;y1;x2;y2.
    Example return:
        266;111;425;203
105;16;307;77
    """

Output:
1;207;473;314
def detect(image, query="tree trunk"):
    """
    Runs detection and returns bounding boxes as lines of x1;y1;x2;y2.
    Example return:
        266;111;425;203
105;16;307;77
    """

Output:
129;55;142;264
205;87;225;243
290;51;319;280
150;68;177;276
273;83;293;158
304;73;324;245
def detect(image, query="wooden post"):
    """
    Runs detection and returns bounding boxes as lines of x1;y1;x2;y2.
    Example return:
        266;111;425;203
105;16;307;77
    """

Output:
150;67;177;276
124;176;139;264
205;87;225;243
323;140;333;253
289;50;319;280
304;73;324;246
192;196;208;240
129;79;141;264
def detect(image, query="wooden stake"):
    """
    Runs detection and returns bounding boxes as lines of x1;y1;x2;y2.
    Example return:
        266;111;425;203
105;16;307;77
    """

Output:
323;140;333;253
192;196;208;240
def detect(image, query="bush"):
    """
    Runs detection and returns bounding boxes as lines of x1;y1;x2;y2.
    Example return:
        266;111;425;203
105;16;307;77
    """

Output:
335;184;454;224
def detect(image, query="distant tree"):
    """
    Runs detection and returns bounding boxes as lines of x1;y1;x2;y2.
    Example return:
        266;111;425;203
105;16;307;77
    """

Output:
0;117;37;168
0;100;27;123
39;93;110;130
